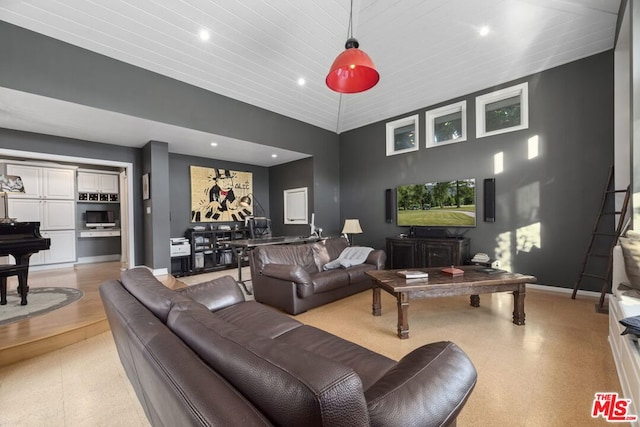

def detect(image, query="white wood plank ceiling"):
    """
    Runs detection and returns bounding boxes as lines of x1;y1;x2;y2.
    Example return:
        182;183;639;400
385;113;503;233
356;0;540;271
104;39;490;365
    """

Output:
0;0;621;165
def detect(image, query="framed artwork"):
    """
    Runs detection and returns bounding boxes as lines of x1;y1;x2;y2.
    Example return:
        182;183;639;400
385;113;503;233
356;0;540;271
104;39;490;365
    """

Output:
386;114;419;156
476;82;528;138
190;166;253;222
425;101;467;148
283;187;308;224
142;173;150;200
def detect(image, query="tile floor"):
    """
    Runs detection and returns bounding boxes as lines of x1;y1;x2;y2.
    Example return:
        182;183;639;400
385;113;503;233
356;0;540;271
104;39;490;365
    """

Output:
0;267;626;427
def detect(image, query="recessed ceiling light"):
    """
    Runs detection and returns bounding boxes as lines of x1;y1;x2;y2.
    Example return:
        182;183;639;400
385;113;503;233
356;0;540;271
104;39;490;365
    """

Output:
297;78;306;86
479;26;490;37
210;142;218;147
199;29;210;41
271;154;277;158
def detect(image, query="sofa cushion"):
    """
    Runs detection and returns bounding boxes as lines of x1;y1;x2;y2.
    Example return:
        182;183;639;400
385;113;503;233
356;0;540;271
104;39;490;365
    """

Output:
254;244;318;275
276;325;396;390
120;267;192;323
176;275;245;312
167;301;371;427
312;237;349;271
620;230;640;290
310;270;351;294
347;263;376;284
215;300;303;338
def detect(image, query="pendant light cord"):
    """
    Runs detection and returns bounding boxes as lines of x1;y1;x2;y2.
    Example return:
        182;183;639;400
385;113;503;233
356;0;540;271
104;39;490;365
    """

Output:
348;0;353;39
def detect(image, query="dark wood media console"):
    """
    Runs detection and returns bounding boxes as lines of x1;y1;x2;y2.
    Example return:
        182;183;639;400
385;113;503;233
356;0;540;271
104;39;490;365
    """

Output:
386;236;470;269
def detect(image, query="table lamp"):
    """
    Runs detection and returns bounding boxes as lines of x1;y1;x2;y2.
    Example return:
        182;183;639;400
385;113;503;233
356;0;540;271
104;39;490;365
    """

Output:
0;174;24;224
342;219;363;245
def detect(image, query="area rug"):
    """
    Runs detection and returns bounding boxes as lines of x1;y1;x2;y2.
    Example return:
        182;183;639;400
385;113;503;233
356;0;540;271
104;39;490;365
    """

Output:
0;287;84;326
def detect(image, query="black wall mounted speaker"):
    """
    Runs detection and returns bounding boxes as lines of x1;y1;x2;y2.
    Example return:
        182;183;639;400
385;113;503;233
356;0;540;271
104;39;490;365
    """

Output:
385;189;393;223
484;178;496;222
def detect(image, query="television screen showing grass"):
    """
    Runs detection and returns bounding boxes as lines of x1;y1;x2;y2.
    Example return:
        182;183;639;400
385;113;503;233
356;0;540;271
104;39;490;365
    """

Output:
396;179;476;227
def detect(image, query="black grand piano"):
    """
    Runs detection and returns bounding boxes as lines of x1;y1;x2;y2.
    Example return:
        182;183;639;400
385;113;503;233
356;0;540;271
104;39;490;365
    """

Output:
0;221;51;305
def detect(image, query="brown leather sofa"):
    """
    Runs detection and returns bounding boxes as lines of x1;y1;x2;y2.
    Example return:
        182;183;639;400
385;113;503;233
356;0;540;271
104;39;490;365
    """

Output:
250;237;385;314
100;267;477;427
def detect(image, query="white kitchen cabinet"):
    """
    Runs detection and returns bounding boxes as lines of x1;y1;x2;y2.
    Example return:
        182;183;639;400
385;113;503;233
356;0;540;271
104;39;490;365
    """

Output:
8;199;75;230
41;230;77;264
4;162;76;266
6;164;75;199
77;171;119;193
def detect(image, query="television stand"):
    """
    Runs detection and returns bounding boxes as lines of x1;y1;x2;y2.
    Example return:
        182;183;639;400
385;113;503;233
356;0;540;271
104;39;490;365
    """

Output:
386;236;470;269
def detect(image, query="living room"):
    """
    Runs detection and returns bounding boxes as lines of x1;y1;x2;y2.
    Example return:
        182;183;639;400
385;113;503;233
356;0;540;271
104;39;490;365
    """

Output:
0;0;638;425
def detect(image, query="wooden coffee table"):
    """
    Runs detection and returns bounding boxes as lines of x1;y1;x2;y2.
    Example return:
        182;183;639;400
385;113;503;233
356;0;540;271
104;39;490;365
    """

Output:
366;266;536;339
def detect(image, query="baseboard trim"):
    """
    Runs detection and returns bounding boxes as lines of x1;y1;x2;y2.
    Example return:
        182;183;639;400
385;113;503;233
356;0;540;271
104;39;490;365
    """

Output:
76;255;121;264
528;283;605;300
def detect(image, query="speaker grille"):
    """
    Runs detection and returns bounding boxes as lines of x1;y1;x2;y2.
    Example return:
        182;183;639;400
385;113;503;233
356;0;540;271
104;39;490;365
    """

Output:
484;178;496;222
385;189;393;223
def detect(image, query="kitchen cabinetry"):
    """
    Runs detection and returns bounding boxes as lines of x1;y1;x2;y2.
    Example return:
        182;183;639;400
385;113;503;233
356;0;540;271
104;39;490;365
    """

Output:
386;237;470;269
186;228;247;274
7;164;75;199
77;171;119;194
5;163;77;266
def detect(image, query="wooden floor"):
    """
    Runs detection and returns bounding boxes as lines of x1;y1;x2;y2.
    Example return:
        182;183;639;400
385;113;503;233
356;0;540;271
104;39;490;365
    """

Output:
0;261;179;367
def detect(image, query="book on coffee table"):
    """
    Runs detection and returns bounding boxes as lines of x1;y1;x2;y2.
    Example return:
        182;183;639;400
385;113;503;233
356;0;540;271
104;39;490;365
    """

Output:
441;266;464;276
397;270;429;279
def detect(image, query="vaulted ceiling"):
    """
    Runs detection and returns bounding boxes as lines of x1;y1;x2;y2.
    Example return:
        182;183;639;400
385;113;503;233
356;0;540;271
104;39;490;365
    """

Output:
0;0;621;166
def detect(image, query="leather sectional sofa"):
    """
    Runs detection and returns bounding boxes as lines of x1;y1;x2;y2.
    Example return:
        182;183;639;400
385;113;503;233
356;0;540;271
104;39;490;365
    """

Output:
250;237;385;314
100;267;478;427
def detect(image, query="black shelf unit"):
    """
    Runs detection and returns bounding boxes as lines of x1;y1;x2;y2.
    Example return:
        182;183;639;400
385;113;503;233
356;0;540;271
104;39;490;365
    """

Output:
186;228;247;275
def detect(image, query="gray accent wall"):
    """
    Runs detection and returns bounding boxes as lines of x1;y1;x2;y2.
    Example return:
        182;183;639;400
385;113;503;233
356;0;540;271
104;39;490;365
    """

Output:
269;157;315;237
339;51;614;290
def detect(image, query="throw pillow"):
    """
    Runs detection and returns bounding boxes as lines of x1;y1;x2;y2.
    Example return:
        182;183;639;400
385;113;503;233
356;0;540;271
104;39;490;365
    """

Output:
619;234;640;290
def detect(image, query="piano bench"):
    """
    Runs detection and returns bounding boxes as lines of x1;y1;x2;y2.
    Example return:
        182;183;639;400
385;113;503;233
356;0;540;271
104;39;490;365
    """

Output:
0;264;30;306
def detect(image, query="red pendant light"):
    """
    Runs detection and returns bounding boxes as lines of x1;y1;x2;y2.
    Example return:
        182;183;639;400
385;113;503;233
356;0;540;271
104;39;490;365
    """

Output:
326;1;379;94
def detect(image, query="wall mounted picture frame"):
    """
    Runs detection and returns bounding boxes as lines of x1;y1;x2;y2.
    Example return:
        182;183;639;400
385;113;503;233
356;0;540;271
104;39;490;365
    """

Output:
385;114;419;156
189;166;253;222
142;173;150;200
283;187;308;225
425;101;467;148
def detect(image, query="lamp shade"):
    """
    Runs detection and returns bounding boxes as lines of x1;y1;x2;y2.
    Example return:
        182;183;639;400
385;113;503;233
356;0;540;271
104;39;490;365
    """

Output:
239;195;252;208
326;38;379;94
341;219;363;234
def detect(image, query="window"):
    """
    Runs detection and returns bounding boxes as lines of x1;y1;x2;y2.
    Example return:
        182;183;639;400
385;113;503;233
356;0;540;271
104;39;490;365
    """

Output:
425;101;467;148
283;187;308;224
386;115;419;156
476;82;528;138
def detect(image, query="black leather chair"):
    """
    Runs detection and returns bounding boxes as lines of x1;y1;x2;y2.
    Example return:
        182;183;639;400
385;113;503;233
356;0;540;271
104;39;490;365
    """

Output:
0;263;29;305
248;217;272;239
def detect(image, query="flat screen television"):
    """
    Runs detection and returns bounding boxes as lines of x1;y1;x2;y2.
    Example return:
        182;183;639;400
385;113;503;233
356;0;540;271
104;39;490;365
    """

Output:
85;210;116;228
396;178;476;227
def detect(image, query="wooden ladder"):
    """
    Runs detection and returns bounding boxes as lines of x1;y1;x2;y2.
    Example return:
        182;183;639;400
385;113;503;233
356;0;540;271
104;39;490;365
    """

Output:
571;166;630;313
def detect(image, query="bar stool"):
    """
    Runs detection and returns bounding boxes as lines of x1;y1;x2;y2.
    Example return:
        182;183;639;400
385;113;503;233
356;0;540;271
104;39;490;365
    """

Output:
0;264;30;305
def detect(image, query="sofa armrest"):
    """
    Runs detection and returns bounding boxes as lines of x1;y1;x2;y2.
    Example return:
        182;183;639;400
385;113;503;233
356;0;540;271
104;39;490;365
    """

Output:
261;264;312;284
176;275;245;312
365;341;477;427
365;249;386;270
